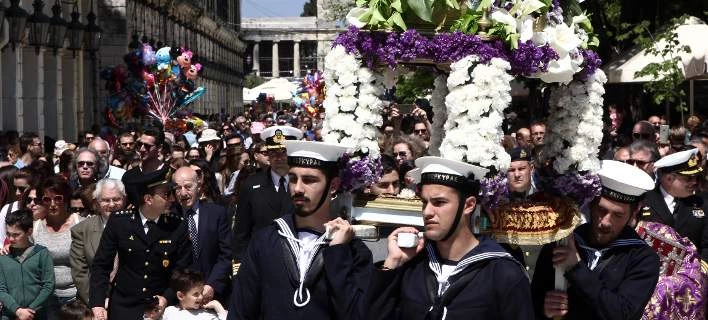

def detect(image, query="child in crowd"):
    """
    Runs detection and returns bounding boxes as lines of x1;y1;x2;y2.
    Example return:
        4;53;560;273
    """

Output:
0;209;55;320
160;268;227;320
58;300;92;320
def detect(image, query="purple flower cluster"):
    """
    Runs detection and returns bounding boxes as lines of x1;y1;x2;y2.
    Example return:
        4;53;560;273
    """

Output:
479;173;510;212
332;27;567;77
508;40;559;76
551;172;601;206
338;153;383;192
546;0;564;25
576;49;603;81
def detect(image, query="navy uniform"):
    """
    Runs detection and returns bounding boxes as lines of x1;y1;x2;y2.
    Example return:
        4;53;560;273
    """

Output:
232;126;303;261
229;141;373;320
638;148;708;262
366;157;534;320
531;160;660;320
90;173;192;319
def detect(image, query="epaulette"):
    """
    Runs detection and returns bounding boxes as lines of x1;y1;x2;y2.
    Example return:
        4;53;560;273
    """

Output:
640;206;652;217
113;210;133;217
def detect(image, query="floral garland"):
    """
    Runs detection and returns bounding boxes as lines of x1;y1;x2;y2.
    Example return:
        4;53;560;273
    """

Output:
428;74;448;156
542;69;608;175
439;55;513;174
332;27;558;77
322;45;384;191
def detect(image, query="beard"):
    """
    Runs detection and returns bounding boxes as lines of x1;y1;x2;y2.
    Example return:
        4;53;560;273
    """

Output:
292;193;317;217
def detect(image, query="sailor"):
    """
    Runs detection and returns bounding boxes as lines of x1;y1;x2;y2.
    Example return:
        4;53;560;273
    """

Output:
228;140;373;320
90;169;192;319
531;160;660;319
507;146;536;200
366;156;534;319
638;148;708;262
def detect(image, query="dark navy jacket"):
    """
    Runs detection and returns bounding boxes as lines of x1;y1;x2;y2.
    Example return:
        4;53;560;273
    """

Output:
366;237;534;320
531;224;660;320
228;214;373;320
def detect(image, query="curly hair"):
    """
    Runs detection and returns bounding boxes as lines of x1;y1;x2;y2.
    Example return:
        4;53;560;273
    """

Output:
70;148;108;184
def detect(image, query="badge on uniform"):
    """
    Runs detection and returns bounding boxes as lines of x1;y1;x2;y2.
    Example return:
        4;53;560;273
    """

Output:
162;259;170;268
692;208;705;218
641;207;652;217
159;240;171;244
129;235;134;240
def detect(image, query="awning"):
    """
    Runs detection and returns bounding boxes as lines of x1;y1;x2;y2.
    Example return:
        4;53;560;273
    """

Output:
243;78;298;102
604;17;708;83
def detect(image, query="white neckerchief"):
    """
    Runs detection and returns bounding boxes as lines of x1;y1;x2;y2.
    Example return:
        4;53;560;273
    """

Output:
275;218;328;308
425;243;512;297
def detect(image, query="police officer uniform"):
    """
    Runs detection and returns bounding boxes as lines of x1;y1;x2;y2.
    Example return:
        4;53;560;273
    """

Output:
90;171;192;319
531;160;660;320
638;148;708;262
232;126;303;262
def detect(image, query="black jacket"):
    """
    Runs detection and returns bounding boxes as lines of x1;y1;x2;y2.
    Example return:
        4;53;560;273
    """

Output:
232;168;294;261
531;224;660;320
639;187;708;261
366;237;534;320
228;214;373;320
89;209;192;319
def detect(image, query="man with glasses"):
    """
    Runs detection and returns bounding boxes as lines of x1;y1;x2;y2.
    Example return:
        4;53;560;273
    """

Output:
632;121;657;143
627;140;661;178
16;132;43;169
639;148;708;263
232;126;303;263
89;138;126;180
90;171;192;319
71;148;104;189
122;128;169;207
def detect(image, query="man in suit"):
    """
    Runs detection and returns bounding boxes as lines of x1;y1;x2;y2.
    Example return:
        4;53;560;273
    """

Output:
70;179;127;304
639;148;708;263
172;166;232;303
90;169;192;320
232;126;303;262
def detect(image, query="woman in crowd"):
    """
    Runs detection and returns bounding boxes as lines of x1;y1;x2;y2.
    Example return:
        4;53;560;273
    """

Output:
222;147;250;195
33;176;83;318
58;149;76;181
189;159;223;204
22;185;47;221
186;146;201;161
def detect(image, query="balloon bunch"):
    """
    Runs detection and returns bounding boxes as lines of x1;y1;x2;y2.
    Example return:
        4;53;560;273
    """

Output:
292;70;325;117
101;44;206;127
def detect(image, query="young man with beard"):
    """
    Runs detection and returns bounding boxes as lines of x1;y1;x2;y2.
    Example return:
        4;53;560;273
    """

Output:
366;156;534;320
531;160;660;319
229;141;373;320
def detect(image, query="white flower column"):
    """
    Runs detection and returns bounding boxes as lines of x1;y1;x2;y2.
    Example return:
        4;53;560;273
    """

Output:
440;56;513;173
543;69;607;174
322;46;384;158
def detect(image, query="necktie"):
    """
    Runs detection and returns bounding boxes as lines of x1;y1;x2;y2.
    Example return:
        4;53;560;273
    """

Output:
187;209;200;258
145;220;156;235
279;176;287;196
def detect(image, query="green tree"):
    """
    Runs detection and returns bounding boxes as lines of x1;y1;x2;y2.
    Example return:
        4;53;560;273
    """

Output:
394;69;436;104
244;74;266;89
301;0;318;17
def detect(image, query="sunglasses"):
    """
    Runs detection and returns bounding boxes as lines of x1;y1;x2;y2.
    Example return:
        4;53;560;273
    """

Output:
396;151;408;157
625;159;649;166
26;196;38;204
43;195;64;204
413;129;428;134
78;161;95;168
70;207;83;213
136;141;156;150
14;185;28;193
632;132;653;140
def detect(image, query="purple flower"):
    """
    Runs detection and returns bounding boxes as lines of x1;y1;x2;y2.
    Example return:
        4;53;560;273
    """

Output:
550;172;601;206
480;174;509;212
338;153;383;192
576;49;602;80
507;41;559;76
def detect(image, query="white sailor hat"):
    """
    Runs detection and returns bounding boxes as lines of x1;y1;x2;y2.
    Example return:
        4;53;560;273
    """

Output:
598;160;654;203
261;126;304;149
284;140;349;170
411;156;489;190
654;148;703;176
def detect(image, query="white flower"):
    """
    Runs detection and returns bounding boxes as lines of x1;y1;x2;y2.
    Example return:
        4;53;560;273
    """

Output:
397;188;416;199
545;23;583;55
537;54;578;84
491;9;517;32
510;0;547;16
346;7;368;28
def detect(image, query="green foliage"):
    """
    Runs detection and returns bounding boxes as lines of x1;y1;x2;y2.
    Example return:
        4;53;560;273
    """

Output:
450;9;482;34
353;0;461;31
394;70;436;104
301;0;318;17
244;74;266;89
633;16;692;112
322;0;357;23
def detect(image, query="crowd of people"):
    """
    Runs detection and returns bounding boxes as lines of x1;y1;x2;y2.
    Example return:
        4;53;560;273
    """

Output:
0;99;703;320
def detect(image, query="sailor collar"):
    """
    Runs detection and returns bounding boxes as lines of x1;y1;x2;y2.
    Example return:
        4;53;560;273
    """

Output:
573;224;647;270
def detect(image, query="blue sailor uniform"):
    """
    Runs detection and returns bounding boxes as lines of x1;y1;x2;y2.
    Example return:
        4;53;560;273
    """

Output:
531;224;660;320
365;237;534;320
228;214;373;320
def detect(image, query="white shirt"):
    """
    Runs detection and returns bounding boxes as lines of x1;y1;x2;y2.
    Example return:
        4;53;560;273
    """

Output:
161;306;227;320
660;186;677;214
0;201;20;244
224;170;240;196
139;211;158;234
271;171;288;193
105;165;126;180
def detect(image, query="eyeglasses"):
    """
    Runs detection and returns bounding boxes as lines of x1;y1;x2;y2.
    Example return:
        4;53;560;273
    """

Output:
70;207;83;213
625;159;649;167
396;151;408;158
78;161;95;168
632;132;654;140
413;129;428;134
42;195;64;204
85;136;95;141
26;196;38;204
14;185;28;193
136;141;156;150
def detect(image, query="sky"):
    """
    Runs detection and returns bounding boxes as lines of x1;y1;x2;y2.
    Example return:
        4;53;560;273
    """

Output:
241;0;310;18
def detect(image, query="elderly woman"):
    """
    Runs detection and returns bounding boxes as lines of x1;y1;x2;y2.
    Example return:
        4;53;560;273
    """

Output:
32;176;84;318
70;179;126;305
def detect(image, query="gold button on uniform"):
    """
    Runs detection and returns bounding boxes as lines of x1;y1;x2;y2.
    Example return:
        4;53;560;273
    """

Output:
145;262;149;266
142;288;147;292
144;275;148;279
